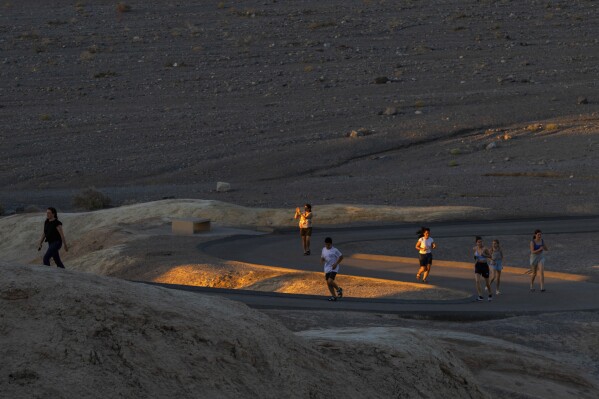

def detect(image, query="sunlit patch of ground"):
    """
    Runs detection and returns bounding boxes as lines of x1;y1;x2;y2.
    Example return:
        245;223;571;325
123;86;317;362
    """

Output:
153;262;469;300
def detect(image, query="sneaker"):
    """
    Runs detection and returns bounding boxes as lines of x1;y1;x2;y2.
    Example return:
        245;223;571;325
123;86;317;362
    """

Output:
488;295;493;302
416;274;421;281
306;250;310;255
476;296;484;301
540;289;546;293
328;296;337;301
495;290;501;295
337;287;343;298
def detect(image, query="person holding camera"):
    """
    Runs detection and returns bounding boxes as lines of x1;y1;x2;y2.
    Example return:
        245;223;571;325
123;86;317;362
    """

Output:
294;203;312;255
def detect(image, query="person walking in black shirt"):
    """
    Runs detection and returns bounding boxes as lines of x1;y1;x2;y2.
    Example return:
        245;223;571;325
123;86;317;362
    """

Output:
37;207;68;268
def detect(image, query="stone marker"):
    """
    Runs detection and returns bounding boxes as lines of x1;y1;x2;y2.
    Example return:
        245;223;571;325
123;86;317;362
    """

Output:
216;181;231;192
172;218;211;235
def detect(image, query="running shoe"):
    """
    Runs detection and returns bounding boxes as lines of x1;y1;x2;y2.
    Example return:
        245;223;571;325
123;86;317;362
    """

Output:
495;290;501;295
476;296;484;301
488;295;493;302
337;287;343;298
328;296;337;301
416;274;421;280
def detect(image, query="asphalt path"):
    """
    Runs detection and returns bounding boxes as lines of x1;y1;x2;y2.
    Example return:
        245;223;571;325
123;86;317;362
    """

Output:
148;216;599;319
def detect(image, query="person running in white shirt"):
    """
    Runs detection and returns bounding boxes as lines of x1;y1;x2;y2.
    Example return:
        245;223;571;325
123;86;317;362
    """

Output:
415;227;436;283
321;237;344;301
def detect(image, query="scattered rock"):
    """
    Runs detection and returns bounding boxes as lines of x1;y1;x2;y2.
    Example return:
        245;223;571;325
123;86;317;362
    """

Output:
382;106;398;116
577;96;588;105
216;182;231;192
347;128;373;138
485;142;497;150
374;76;389;84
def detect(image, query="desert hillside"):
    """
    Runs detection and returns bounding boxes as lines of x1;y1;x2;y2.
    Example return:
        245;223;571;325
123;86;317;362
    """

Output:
0;262;486;399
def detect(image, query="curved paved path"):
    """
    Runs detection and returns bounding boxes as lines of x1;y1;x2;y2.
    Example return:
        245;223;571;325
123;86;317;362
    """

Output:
149;216;599;318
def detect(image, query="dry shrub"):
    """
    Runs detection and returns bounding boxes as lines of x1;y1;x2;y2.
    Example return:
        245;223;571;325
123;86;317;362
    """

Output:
116;3;131;13
73;188;112;210
80;50;95;61
93;71;117;78
544;123;559;131
308;21;336;30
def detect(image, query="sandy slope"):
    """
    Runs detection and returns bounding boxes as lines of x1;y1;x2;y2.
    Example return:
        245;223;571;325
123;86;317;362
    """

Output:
0;262;487;399
0;200;474;300
1;200;598;398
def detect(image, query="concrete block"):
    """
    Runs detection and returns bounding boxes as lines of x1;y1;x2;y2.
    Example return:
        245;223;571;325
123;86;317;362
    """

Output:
172;218;211;235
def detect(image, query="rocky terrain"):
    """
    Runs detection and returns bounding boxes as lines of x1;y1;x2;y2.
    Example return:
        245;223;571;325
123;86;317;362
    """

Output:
1;0;598;216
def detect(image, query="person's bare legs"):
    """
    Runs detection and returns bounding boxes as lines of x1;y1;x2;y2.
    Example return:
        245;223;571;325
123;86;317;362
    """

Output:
495;270;501;293
539;262;545;291
484;277;492;293
530;268;537;291
475;274;482;297
301;236;308;253
327;279;339;297
422;264;431;282
305;235;311;253
416;266;426;280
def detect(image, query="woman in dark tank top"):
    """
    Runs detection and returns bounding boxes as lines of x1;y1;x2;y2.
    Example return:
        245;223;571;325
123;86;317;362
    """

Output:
37;207;69;268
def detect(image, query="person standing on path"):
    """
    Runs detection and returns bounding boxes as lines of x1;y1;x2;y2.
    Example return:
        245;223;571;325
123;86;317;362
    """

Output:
415;227;436;283
321;237;343;301
489;239;504;295
37;207;68;268
294;203;312;255
473;236;493;301
529;229;548;292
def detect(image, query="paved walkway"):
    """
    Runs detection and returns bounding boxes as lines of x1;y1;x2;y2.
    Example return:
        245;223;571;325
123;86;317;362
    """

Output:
149;216;599;318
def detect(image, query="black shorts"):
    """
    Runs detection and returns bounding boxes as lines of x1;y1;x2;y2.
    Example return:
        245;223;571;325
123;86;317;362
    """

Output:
474;262;490;278
419;253;433;266
300;227;312;237
325;272;337;281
